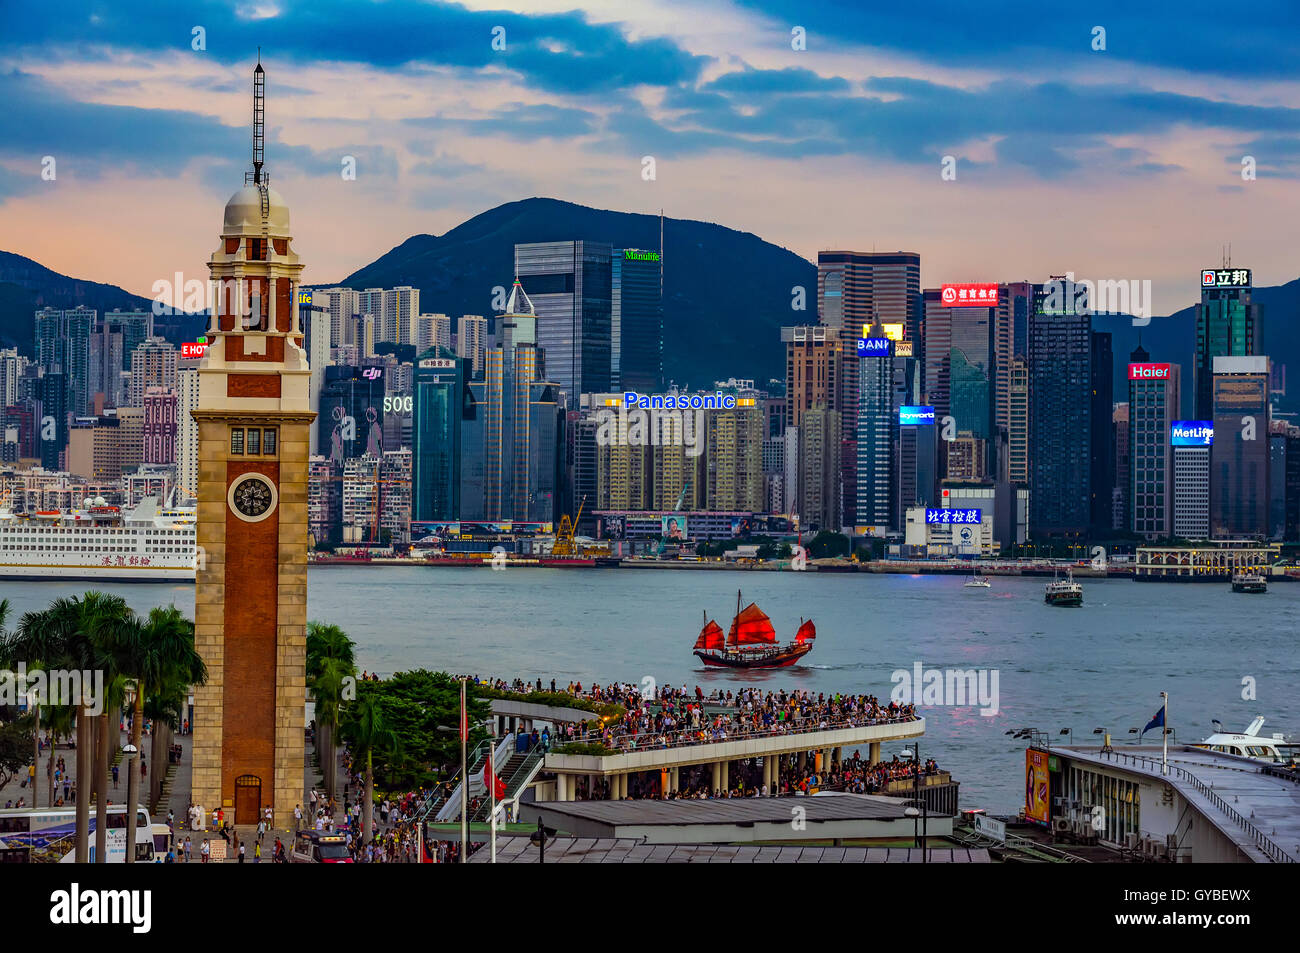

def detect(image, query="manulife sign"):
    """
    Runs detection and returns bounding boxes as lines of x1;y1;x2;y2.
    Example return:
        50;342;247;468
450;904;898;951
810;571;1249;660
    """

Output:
623;249;661;262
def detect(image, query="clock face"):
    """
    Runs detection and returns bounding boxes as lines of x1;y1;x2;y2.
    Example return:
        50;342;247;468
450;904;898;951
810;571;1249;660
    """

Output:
228;474;277;522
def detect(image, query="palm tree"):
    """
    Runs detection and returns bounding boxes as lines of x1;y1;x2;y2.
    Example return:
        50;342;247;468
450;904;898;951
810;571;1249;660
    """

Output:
9;592;130;862
340;693;398;848
114;606;207;863
306;622;356;800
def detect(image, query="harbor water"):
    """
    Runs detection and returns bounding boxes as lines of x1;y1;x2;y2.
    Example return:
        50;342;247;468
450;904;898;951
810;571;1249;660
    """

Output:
4;567;1296;814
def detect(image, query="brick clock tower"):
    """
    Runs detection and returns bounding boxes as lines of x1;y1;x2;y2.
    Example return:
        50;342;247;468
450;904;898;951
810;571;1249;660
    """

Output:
191;59;313;828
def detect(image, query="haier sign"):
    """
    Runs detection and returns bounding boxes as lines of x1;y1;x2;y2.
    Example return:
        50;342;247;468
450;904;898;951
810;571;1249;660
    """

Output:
857;337;893;357
1171;421;1214;446
899;405;935;425
1128;363;1171;380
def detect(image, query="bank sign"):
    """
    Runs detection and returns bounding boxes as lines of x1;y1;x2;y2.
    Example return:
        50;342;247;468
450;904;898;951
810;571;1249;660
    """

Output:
899;405;935;425
1202;268;1251;288
858;337;893;357
940;283;998;306
1128;363;1171;380
1171;421;1214;446
926;508;981;524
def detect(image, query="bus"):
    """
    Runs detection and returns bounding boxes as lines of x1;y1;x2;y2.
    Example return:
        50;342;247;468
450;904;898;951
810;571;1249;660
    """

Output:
0;805;154;863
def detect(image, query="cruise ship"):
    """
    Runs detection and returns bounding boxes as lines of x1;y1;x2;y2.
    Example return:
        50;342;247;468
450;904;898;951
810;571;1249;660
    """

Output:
0;495;197;582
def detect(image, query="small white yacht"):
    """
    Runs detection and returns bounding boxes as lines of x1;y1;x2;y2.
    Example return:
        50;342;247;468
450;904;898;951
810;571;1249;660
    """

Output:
964;572;991;589
1190;716;1297;764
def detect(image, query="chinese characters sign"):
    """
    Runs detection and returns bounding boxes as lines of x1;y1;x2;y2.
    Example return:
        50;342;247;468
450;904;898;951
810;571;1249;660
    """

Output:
925;508;981;524
941;283;998;306
1201;269;1251;288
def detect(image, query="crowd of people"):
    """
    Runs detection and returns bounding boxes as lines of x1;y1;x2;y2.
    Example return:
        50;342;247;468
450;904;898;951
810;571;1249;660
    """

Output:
479;677;919;754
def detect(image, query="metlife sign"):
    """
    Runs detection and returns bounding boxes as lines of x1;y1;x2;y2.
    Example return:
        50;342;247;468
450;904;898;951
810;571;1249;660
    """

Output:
1171;421;1214;446
857;337;893;357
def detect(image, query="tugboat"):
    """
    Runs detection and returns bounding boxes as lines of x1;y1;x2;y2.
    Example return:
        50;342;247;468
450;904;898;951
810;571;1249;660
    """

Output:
1044;568;1083;607
692;591;815;668
1231;571;1267;593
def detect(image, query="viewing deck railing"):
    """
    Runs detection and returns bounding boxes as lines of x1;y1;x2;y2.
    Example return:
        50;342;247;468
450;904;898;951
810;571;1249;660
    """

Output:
548;713;922;757
1098;749;1294;864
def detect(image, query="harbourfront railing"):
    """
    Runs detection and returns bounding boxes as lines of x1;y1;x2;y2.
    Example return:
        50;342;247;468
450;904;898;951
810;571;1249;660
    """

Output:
549;713;923;757
1098;750;1295;864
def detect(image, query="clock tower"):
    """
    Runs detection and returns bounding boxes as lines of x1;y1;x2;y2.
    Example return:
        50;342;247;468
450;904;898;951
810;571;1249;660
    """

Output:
191;58;313;829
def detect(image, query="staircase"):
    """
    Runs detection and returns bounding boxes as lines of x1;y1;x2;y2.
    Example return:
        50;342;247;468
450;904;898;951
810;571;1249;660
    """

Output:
468;744;546;823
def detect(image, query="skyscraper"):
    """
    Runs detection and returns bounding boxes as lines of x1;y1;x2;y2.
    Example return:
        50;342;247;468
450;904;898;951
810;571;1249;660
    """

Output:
1090;331;1114;534
924;292;995;480
34;306;93;416
611;248;663;392
1028;282;1093;537
453;314;486;380
782;325;840;427
798;405;841;532
129;337;178;407
515;241;612;399
411;347;464;522
856;326;896;532
819;252;920;528
1210;355;1269;538
1194;268;1258;420
1126;347;1180;539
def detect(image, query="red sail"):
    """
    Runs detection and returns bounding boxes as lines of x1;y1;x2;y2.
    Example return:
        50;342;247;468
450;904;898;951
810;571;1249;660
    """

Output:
727;603;777;645
795;620;816;643
694;620;725;651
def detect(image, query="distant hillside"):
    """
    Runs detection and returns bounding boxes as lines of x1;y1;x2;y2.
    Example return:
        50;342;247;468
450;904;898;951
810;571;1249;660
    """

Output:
0;251;205;352
337;197;817;388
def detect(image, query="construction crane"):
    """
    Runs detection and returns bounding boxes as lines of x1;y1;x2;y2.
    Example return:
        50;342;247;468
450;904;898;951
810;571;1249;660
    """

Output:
656;481;690;558
552;495;586;557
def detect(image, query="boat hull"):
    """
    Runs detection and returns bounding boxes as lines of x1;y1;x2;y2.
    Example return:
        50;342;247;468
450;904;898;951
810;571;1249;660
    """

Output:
1045;592;1082;607
694;643;812;669
1232;582;1267;593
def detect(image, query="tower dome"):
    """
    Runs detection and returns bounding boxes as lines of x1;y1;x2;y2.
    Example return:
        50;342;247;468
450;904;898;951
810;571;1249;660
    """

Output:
223;184;291;238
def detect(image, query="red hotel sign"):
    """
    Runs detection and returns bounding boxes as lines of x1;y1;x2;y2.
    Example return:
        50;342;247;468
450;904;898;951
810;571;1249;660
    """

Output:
940;283;999;306
181;342;209;359
1128;363;1171;380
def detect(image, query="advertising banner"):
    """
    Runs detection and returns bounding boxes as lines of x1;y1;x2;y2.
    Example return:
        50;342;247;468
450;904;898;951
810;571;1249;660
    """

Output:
661;514;688;541
899;405;936;425
1025;749;1051;825
941;283;999;306
1171;421;1213;446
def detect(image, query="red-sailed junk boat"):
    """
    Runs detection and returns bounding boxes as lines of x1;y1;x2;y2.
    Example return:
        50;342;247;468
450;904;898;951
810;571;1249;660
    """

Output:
692;590;815;668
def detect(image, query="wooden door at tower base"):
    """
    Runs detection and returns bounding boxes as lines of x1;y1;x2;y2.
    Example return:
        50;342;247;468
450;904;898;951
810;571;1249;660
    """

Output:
234;775;262;825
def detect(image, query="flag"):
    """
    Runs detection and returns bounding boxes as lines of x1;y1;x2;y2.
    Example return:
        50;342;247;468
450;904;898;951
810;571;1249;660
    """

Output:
483;761;506;800
1140;704;1165;741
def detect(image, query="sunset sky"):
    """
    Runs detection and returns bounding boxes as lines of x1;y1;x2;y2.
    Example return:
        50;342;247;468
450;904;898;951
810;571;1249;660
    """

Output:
3;0;1298;315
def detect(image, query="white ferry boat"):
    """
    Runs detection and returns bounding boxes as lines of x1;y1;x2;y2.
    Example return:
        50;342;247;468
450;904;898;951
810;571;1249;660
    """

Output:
0;495;196;582
1190;716;1298;765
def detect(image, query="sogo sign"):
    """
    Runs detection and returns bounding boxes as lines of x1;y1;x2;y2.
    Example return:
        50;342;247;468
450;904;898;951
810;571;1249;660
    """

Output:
1128;363;1171;380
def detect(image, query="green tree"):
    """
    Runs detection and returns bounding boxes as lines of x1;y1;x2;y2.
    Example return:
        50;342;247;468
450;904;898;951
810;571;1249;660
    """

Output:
112;605;207;863
9;592;131;862
808;530;850;558
340;693;399;846
306;622;357;800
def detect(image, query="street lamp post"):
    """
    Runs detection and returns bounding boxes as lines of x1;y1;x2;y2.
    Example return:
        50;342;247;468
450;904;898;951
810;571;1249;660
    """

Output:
902;745;926;863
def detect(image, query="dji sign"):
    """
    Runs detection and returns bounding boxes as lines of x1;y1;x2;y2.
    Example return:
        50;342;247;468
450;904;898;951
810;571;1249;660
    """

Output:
1128;363;1171;380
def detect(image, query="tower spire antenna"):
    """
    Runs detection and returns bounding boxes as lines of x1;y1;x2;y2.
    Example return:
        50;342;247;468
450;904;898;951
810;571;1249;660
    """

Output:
252;56;266;185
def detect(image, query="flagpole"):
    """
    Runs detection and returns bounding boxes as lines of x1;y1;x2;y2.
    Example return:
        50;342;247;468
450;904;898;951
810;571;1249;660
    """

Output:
489;740;497;863
1161;691;1169;776
460;676;468;863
